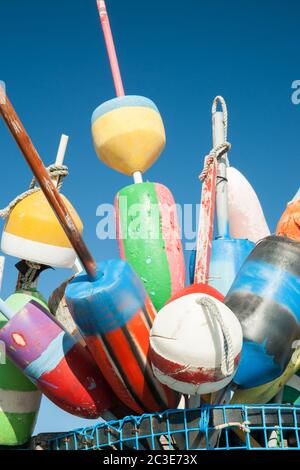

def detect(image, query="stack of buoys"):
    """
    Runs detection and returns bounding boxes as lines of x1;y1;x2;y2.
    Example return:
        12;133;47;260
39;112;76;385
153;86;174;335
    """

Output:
92;95;185;311
0;139;115;444
1;0;300;448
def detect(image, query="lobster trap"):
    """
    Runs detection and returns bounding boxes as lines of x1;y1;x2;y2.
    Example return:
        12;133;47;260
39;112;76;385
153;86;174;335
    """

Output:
44;405;300;451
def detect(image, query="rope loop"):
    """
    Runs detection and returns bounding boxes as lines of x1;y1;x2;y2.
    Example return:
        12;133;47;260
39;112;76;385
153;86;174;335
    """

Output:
212;95;228;140
199;96;230;182
0;164;69;220
196;296;235;377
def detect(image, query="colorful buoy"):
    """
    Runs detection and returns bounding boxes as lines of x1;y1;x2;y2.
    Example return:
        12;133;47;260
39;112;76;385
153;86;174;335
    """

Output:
225;235;300;388
231;342;300;404
115;182;185;310
150;293;242;395
227;167;270;243
92;96;166;176
66;259;179;414
1;190;83;268
0;298;113;418
0;290;44;446
166;283;224;304
276;190;300;241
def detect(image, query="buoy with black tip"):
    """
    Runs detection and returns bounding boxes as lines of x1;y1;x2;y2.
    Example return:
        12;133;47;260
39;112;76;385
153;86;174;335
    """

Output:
225;235;300;388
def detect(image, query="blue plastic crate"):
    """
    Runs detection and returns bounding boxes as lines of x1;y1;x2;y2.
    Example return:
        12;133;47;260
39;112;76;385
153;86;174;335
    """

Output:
47;405;300;450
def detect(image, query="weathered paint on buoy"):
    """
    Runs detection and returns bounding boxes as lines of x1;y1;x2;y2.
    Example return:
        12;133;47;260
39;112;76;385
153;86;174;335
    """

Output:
66;259;179;414
1;190;83;268
0;299;113;418
0;290;44;446
225;235;300;388
231;342;300;404
115;182;185;310
92;96;165;176
167;283;224;303
227;167;270;243
150;293;242;395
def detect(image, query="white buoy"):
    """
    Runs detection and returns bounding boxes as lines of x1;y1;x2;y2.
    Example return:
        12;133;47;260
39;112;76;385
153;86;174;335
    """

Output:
227;167;270;243
150;293;243;395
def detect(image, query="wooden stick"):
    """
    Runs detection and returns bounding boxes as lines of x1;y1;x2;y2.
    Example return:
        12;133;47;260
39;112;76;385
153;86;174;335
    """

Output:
96;1;144;184
0;87;97;280
194;160;217;284
96;0;124;97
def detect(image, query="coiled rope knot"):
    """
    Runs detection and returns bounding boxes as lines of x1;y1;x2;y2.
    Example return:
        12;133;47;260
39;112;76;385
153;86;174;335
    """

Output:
199;95;231;182
196;296;235;377
0;164;69;219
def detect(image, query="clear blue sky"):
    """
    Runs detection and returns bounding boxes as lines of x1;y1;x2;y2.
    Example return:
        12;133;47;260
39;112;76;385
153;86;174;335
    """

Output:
0;0;299;434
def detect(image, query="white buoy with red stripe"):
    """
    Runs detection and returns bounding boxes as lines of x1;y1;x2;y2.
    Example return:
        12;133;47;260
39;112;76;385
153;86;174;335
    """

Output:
150;293;243;395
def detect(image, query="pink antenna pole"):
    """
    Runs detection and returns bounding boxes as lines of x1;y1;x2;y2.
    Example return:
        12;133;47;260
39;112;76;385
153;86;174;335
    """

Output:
96;0;125;97
194;160;217;284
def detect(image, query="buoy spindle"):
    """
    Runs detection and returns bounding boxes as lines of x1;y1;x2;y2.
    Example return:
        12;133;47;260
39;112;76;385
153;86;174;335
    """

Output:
213;111;230;239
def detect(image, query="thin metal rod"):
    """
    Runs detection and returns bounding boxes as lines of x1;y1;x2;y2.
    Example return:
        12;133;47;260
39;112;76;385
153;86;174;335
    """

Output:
0;88;97;280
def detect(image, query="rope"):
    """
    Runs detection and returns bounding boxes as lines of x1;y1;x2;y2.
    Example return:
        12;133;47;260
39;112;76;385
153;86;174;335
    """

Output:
199;95;231;182
214;421;251;433
0;164;68;219
196;296;235;377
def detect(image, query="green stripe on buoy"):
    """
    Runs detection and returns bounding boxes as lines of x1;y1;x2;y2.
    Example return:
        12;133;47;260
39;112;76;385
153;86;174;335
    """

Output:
118;183;172;310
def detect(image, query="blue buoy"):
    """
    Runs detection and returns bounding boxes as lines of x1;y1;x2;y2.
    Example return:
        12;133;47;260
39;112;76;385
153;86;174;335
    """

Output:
225;235;300;388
